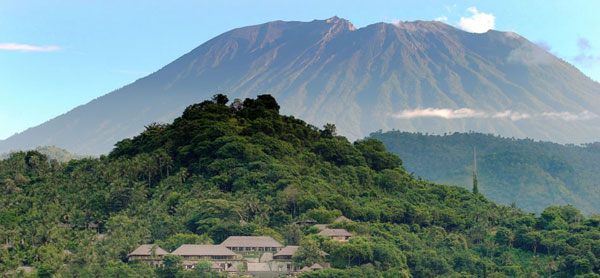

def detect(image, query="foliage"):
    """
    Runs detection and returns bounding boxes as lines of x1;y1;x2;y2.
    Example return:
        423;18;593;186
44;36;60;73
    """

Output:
369;131;600;214
1;95;600;277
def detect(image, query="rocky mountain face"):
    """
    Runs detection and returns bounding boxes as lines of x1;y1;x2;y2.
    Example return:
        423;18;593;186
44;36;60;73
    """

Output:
2;17;599;155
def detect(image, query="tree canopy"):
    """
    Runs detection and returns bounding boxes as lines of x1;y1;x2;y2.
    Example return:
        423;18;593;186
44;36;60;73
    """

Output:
1;95;600;277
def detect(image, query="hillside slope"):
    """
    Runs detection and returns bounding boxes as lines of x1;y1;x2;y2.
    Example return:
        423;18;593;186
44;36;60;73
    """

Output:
369;131;600;214
1;146;85;162
1;17;599;155
3;95;600;277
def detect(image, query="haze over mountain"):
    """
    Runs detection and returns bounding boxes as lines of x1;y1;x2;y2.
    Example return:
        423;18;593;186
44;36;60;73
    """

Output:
370;131;600;214
2;17;599;155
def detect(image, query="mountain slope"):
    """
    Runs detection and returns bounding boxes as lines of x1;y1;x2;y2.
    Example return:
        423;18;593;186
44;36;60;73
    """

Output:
2;17;599;155
369;130;600;214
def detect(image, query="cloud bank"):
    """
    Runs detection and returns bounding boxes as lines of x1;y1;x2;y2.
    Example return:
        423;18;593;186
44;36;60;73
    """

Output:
0;43;61;52
392;108;597;121
458;7;495;33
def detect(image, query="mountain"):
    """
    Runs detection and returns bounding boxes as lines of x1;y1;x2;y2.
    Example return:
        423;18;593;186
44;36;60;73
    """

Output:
369;130;600;214
3;94;600;277
2;17;599;155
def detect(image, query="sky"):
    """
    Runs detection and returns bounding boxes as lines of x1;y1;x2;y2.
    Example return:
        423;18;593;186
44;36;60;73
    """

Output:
1;0;599;140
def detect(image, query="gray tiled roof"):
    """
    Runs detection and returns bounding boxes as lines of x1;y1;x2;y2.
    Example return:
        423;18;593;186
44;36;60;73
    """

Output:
220;236;283;248
274;245;329;257
128;244;169;256
317;228;353;237
310;263;324;270
335;216;353;223
274;245;299;257
172;245;238;256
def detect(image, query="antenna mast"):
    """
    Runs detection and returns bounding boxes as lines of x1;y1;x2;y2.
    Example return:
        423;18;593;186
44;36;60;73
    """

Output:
472;145;479;194
474;146;477;173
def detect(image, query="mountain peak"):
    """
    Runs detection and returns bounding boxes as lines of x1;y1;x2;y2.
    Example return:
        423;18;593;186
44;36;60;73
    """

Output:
324;16;356;31
1;17;599;155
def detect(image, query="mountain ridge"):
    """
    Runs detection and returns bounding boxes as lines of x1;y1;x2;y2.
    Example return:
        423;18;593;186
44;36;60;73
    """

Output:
2;17;599;155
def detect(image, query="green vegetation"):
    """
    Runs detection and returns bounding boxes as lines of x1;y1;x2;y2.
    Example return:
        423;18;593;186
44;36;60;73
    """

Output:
2;95;600;277
1;146;85;163
369;131;600;214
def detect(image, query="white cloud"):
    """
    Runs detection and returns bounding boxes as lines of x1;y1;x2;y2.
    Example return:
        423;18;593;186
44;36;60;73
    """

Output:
541;111;598;121
434;16;448;22
507;43;553;65
393;108;484;119
391;19;403;27
458;7;495;33
391;108;597;121
0;43;61;52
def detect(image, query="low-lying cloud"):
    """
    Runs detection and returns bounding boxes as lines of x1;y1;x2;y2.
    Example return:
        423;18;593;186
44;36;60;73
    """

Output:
0;43;61;52
507;43;554;65
458;7;495;33
392;108;597;121
541;111;598;121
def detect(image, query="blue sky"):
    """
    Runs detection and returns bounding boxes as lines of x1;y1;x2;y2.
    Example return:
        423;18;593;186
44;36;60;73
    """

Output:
1;0;599;140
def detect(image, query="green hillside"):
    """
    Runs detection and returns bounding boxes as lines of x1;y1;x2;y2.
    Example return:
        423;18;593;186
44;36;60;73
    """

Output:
1;146;85;163
369;131;600;214
2;95;600;277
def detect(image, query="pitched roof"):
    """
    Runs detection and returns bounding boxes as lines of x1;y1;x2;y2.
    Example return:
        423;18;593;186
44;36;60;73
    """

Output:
210;262;224;269
172;245;238;257
5;266;36;275
220;236;283;248
300;266;311;272
317;228;353;237
335;216;353;223
128;244;169;256
274;245;299;257
310;263;324;270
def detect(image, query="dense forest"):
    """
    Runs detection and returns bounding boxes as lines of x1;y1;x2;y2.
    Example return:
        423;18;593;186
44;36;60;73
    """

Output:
369;131;600;214
1;146;85;163
2;95;600;277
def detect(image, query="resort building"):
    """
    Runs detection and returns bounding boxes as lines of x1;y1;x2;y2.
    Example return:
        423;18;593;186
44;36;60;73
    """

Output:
334;216;353;223
171;244;241;260
172;245;242;271
273;245;299;260
317;228;353;242
220;236;284;252
127;244;170;267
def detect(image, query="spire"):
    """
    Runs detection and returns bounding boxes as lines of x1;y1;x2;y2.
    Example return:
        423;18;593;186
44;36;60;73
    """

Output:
474;145;477;173
472;146;479;194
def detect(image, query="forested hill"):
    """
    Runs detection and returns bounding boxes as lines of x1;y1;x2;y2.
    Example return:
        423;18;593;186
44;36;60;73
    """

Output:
369;131;600;214
3;95;600;277
1;146;85;163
